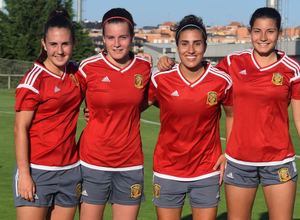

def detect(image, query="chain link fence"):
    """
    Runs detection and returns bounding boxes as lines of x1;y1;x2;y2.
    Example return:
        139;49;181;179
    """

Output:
0;58;32;89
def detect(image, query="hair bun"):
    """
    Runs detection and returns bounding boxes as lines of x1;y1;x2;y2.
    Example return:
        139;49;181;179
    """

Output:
48;8;70;20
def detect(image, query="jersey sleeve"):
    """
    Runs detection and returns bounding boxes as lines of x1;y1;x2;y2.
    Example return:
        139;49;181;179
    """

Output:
216;56;230;74
15;72;41;111
148;76;158;104
291;77;300;100
76;65;88;94
222;86;233;106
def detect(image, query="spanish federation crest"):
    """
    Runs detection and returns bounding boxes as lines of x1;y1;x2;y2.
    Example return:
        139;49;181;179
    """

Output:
272;73;283;85
130;184;142;199
134;74;143;89
278;167;291;182
206;91;218;106
153;184;161;199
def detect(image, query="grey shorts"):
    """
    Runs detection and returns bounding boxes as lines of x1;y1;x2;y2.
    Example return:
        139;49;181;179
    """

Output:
13;166;82;207
153;175;220;208
81;165;144;205
224;160;298;187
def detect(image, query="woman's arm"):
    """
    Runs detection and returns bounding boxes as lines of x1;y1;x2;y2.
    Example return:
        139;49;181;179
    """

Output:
14;111;35;202
291;99;300;137
223;105;234;141
213;105;233;185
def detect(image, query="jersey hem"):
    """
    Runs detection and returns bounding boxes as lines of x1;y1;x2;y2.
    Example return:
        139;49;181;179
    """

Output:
30;161;80;171
225;153;295;166
153;171;220;181
80;160;143;171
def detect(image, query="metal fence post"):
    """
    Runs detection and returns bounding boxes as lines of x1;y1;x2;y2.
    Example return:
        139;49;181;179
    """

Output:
8;75;11;89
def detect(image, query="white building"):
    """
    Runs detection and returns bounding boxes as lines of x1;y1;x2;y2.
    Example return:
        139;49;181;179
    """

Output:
0;0;5;11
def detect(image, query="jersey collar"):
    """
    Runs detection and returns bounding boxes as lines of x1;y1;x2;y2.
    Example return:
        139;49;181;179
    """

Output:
176;62;211;87
100;52;136;73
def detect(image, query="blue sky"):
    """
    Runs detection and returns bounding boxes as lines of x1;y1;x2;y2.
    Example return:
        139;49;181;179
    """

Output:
75;0;299;27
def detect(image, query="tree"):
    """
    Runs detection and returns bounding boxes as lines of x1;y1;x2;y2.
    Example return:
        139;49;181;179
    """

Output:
72;22;95;62
0;0;94;62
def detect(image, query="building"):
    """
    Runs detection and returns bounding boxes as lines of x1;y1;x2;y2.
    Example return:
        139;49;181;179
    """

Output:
0;0;5;11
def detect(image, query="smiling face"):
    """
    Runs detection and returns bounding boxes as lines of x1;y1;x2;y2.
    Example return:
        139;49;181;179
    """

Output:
177;28;206;72
250;17;280;57
103;22;132;65
42;27;73;73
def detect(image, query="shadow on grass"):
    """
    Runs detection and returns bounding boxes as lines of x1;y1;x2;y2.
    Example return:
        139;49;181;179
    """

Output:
181;214;192;220
259;212;268;220
258;212;299;220
181;212;300;220
181;212;227;220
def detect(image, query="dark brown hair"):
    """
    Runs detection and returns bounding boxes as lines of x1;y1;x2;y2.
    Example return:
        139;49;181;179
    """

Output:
101;8;135;36
37;9;74;63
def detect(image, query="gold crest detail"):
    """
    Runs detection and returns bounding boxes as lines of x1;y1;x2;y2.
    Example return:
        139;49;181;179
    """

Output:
153;184;161;199
131;184;142;199
278;168;291;182
75;183;82;199
134;74;143;89
272;73;283;85
70;74;80;87
207;91;218;106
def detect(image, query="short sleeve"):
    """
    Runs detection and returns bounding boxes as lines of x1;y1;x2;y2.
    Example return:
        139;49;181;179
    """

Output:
75;69;87;94
148;78;157;104
15;68;42;111
77;62;88;93
216;56;230;74
15;86;41;111
222;86;233;106
291;77;300;100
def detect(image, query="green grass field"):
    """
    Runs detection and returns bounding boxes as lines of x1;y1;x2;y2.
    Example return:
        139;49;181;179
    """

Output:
0;89;299;219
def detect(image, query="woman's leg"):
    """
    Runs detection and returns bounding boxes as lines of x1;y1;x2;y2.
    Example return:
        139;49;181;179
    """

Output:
225;184;257;220
112;203;140;220
47;205;77;220
17;206;48;220
192;207;217;220
80;202;106;220
156;207;182;220
263;180;296;220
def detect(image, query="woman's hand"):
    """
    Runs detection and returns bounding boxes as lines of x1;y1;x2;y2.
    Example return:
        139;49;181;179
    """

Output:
157;56;175;71
213;154;227;185
18;172;36;202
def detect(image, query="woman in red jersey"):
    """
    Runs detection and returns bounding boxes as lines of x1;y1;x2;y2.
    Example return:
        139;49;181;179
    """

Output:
158;7;300;220
217;7;300;220
14;9;83;220
149;15;233;220
77;8;151;220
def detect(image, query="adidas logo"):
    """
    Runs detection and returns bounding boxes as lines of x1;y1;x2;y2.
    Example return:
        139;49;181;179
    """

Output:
82;190;88;196
101;76;111;82
226;172;234;179
34;194;39;200
171;90;179;97
54;86;61;93
239;69;247;75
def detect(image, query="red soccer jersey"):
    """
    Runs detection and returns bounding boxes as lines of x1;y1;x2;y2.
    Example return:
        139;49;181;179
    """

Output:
15;62;82;169
77;52;151;170
149;62;232;180
217;49;300;165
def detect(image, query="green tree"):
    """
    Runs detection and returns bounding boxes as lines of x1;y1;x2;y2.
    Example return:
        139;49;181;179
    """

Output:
72;22;95;62
0;0;94;62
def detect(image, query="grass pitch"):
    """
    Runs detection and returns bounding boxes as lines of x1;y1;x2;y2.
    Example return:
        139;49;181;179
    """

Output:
0;89;299;219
